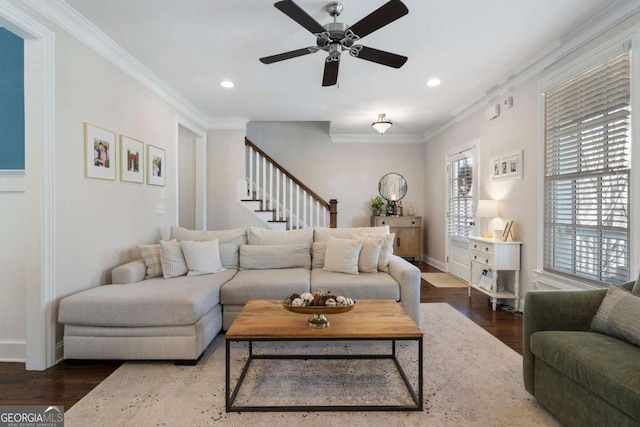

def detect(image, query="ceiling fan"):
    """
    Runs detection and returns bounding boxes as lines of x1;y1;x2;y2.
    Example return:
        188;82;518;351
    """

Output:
260;0;409;87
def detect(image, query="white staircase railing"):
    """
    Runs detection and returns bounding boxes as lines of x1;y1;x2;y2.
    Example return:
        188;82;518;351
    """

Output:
244;138;337;229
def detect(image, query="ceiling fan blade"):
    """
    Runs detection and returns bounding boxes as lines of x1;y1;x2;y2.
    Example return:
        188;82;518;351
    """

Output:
274;0;326;34
351;46;407;68
348;0;409;39
322;58;340;87
260;47;317;64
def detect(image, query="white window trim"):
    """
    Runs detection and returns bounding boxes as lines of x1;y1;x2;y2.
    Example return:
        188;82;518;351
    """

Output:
536;29;640;290
0;170;25;192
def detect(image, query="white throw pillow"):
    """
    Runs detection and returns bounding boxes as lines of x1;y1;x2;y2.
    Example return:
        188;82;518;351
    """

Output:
159;239;188;279
323;237;363;275
350;234;383;273
248;226;313;245
219;242;240;269
240;243;311;269
137;243;162;278
181;239;225;276
357;232;395;272
311;242;327;269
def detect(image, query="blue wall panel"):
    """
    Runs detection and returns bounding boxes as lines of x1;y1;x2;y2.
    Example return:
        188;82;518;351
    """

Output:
0;28;24;170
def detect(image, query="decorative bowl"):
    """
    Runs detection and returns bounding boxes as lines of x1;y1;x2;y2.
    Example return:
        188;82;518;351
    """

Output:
281;300;356;328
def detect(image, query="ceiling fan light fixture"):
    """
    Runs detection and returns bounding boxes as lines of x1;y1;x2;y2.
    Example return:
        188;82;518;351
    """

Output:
220;80;235;88
372;113;393;134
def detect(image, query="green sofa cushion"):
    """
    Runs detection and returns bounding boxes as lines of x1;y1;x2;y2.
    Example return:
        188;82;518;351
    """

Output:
531;330;640;421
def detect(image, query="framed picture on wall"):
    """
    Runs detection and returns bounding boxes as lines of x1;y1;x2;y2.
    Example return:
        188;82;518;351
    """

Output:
147;144;165;186
84;122;116;180
490;150;523;181
120;135;144;183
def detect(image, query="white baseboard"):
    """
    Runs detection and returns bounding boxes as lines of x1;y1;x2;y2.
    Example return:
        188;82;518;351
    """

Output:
0;340;26;362
424;256;446;272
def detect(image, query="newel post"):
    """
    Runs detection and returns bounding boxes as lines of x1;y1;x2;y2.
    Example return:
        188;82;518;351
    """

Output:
329;199;338;228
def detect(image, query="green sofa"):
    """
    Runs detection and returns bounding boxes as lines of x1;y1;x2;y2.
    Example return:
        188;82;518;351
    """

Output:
523;281;640;427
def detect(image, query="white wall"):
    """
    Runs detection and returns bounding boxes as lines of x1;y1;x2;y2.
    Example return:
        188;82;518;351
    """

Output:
247;122;425;229
206;128;264;230
424;77;538;294
0;1;183;360
178;126;196;229
423;12;640;301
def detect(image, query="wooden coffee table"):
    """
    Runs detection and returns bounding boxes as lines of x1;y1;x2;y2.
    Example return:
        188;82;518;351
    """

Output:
225;299;423;412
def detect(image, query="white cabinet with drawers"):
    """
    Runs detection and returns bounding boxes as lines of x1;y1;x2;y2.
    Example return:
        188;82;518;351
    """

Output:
468;236;522;311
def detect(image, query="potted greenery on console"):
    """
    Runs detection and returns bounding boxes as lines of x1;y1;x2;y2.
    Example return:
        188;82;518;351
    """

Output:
371;196;384;216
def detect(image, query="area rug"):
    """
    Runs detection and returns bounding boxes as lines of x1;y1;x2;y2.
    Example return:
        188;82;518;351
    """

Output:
65;303;559;426
421;272;468;288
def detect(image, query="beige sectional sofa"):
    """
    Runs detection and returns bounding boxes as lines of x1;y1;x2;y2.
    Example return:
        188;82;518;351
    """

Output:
58;225;421;362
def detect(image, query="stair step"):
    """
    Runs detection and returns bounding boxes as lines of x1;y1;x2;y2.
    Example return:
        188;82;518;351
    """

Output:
255;209;274;213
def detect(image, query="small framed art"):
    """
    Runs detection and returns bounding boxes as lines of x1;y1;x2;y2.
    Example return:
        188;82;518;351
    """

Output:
120;135;144;183
502;220;514;241
84;122;116;180
490;150;523;181
147;144;166;186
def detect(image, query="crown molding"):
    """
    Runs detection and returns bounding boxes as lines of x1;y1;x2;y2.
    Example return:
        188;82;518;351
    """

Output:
330;133;425;144
207;117;249;130
23;0;210;129
424;0;640;142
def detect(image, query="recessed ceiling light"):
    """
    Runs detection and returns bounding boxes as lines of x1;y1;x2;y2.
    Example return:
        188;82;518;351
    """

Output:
426;78;441;87
220;80;235;88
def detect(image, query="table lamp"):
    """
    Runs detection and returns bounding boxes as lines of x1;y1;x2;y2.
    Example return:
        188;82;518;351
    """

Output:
476;200;499;238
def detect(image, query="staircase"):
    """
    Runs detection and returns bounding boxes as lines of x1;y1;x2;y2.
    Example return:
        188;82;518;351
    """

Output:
240;138;337;230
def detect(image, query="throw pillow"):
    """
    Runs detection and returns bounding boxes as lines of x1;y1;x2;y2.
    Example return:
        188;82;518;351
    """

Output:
313;226;389;242
159;239;188;279
357;232;395;272
240;243;311;269
170;226;247;245
311;242;327;269
248;226;313;245
591;285;640;347
219;242;240;269
323;237;363;275
633;271;640;295
350;234;383;273
137;243;162;278
181;239;224;276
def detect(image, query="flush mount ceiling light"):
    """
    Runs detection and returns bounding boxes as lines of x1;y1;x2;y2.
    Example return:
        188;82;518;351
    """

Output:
426;78;441;87
220;80;235;88
371;113;393;134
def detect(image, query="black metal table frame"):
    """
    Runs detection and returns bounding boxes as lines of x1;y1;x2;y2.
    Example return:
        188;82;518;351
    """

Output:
225;337;423;412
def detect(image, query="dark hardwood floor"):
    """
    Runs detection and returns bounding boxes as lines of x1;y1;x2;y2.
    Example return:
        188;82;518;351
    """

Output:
0;261;522;409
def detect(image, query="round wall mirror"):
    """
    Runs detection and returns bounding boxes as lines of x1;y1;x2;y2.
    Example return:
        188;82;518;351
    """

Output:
378;173;407;201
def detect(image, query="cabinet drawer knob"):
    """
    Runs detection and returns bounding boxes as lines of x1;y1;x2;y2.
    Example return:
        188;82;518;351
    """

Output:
382;221;386;224
473;255;477;260
485;259;489;264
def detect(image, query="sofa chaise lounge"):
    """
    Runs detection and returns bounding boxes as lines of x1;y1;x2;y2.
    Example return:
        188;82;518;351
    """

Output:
58;225;421;363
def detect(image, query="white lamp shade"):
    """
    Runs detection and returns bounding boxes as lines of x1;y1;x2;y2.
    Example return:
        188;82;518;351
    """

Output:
476;199;499;218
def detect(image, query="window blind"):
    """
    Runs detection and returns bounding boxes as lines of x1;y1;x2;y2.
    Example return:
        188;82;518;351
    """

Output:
543;51;630;285
448;156;474;239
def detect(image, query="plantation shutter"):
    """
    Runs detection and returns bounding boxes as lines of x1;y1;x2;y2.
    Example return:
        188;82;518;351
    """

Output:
448;156;474;239
543;51;631;285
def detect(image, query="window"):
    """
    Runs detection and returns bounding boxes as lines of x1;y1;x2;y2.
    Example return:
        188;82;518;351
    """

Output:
448;155;474;239
543;51;631;285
